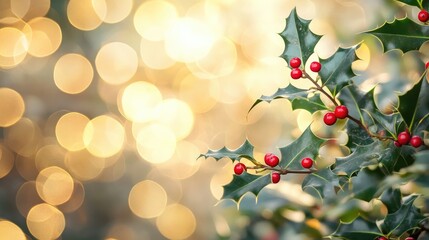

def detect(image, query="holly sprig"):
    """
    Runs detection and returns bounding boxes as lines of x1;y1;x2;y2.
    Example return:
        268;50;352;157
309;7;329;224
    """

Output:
200;3;429;240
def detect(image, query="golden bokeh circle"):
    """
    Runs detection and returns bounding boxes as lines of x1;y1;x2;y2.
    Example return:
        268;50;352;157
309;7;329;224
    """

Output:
11;0;50;20
64;149;105;181
55;112;90;151
119;81;162;122
0;27;28;68
83;115;125;158
134;123;176;164
92;0;133;24
134;0;178;41
0;88;25;127
0;220;26;240
95;42;138;85
128;180;167;219
156;204;196;240
154;99;194;140
140;38;176;69
26;203;65;240
27;17;62;57
67;0;103;31
35;166;74;206
54;53;93;94
16;181;43;218
0;144;15;179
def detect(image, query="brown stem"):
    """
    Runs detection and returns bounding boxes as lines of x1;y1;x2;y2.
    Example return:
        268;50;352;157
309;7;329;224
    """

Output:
247;165;315;175
302;71;339;107
347;114;395;141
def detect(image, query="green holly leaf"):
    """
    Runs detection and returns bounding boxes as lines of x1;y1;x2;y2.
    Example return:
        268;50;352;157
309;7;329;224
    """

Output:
249;84;327;113
280;8;321;66
367;18;429;52
199;140;254;162
398;74;429;132
279;126;326;169
222;172;271;202
331;217;383;240
380;195;426;237
380;188;402;214
351;168;385;202
395;0;429;9
302;167;340;200
319;47;357;96
404;149;429;173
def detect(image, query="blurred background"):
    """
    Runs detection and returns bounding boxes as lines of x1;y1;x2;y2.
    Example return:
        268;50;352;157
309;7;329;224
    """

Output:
0;0;426;239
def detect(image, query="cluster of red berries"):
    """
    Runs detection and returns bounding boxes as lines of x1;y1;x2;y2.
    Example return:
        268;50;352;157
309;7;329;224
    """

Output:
378;237;415;240
233;153;315;184
323;105;349;126
394;130;423;148
289;57;321;80
418;9;429;23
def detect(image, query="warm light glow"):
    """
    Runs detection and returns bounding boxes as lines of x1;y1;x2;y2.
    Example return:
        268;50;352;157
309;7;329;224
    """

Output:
92;0;133;24
156;204;196;240
0;27;28;68
134;0;178;41
0;144;15;179
134;123;176;164
95;42;138;85
0;220;26;240
119;81;163;122
128;180;167;218
55;112;90;151
64;149;105;181
165;17;218;62
67;0;103;31
0;88;25;127
83;115;125;158
154;99;194;140
54;53;94;94
158;141;200;180
34;144;66;171
140;38;176;69
27;17;62;57
35;166;74;206
27;203;65;240
11;0;50;20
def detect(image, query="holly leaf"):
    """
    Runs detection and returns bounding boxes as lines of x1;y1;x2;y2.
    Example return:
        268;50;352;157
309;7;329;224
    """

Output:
302;167;340;200
199;140;254;162
404;149;429;173
279;126;326;169
319;47;357;96
367;18;429;52
395;0;429;9
222;172;271;202
380;188;402;214
331;217;383;240
380;195;426;237
398;74;429;132
351;168;385;202
280;8;321;66
249;84;327;113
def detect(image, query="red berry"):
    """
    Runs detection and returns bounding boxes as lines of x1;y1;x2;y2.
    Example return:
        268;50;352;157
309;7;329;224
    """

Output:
289;57;301;68
405;237;415;240
334;105;349;119
426;61;429;69
290;68;302;79
377;237;388;240
301;157;313;169
271;172;281;183
264;153;280;167
418;9;429;22
397;131;411;145
234;163;246;175
394;141;402;147
310;61;321;72
323;112;337;126
410;135;423;148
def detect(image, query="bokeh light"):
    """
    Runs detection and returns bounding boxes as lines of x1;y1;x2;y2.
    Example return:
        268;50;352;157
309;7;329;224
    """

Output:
35;166;74;205
95;42;138;85
27;17;62;57
55;112;90;151
128;180;167;219
0;220;26;240
134;0;178;41
67;0;103;31
92;0;133;24
0;88;25;127
26;203;65;240
0;27;29;68
54;53;93;94
156;204;197;240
